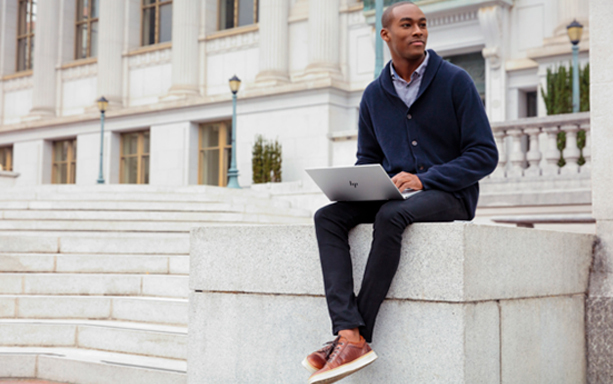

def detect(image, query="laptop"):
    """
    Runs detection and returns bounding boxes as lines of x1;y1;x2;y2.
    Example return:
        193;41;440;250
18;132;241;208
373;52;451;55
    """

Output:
305;164;422;202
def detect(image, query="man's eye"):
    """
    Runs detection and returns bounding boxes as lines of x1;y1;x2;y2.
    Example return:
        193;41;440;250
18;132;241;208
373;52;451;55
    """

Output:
402;23;411;27
420;23;427;28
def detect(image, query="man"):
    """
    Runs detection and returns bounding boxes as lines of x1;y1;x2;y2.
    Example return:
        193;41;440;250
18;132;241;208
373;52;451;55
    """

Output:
303;2;498;384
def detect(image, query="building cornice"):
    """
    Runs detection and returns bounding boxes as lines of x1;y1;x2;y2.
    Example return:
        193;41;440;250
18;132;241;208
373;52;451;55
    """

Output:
0;79;366;135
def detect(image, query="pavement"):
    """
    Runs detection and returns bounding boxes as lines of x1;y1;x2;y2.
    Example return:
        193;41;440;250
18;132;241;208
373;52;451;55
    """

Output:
0;380;70;384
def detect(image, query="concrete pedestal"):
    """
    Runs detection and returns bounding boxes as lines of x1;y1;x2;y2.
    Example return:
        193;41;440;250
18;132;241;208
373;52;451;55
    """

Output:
188;223;594;383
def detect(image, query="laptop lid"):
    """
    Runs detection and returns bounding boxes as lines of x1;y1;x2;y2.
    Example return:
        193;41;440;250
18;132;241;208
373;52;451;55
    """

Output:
305;164;407;202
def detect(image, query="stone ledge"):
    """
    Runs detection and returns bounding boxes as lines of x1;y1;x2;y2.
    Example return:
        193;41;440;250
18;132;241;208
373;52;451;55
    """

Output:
189;223;595;302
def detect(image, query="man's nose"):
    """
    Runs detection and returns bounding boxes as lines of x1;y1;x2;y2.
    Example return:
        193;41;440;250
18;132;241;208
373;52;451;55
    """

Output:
412;26;424;36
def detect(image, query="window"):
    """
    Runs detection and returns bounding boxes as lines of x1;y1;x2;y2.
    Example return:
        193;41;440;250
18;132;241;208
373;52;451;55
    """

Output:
16;0;36;72
199;122;231;186
0;147;13;172
526;91;537;117
75;0;100;59
120;131;150;184
219;0;259;30
142;0;172;46
52;140;77;184
445;52;486;105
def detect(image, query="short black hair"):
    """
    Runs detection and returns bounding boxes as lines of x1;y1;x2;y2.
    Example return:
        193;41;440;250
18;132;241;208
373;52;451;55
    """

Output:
382;1;416;29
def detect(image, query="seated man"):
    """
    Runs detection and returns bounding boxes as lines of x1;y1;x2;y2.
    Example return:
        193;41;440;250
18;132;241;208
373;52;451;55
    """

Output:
304;2;499;384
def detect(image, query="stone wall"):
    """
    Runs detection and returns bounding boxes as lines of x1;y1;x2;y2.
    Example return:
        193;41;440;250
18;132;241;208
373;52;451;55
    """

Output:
189;223;594;383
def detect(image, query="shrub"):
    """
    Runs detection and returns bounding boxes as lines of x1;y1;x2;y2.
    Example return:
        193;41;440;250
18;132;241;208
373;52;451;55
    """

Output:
252;135;282;184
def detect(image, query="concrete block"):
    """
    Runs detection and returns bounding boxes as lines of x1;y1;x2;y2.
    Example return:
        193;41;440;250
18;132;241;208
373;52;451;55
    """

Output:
16;296;112;319
500;295;586;384
0;235;58;253
77;325;187;359
0;254;56;272
59;235;189;254
0;322;76;346
169;256;189;275
56;254;170;274
142;275;189;298
0;275;23;294
112;297;188;325
0;297;16;317
187;292;499;384
190;223;594;301
586;296;613;384
38;355;187;384
0;354;37;377
23;274;141;296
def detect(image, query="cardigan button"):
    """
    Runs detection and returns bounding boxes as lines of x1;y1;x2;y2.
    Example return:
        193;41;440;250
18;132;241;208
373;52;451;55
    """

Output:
407;114;412;120
412;140;418;146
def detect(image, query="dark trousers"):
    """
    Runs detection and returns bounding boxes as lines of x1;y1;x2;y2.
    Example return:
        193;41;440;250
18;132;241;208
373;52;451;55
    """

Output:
313;189;470;343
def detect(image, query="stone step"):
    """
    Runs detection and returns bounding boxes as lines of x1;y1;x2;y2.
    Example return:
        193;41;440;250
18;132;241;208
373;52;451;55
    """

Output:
0;217;308;232
2;184;270;199
0;295;188;325
0;200;311;217
0;319;186;360
0;273;189;298
0;347;186;383
0;253;188;274
0;317;187;353
1;209;309;222
0;190;293;209
0;233;189;254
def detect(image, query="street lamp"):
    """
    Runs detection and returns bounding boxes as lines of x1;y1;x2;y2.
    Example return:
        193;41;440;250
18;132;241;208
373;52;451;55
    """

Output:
374;0;384;78
96;96;108;184
567;19;584;113
227;75;241;189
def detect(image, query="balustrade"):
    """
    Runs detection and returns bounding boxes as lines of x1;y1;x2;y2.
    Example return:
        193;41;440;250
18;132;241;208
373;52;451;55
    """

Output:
489;112;590;179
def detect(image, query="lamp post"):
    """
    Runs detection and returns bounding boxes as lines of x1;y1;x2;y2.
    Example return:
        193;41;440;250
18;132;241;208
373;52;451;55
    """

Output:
227;75;241;189
96;96;108;184
374;0;384;78
567;19;584;113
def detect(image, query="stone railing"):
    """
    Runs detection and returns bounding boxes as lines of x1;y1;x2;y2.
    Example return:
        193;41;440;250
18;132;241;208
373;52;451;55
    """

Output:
490;112;591;179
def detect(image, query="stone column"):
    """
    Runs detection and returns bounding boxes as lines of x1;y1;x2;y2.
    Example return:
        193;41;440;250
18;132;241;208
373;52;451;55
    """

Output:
29;0;60;117
587;1;613;383
255;0;289;85
478;5;508;122
305;0;341;76
97;0;126;109
166;0;201;98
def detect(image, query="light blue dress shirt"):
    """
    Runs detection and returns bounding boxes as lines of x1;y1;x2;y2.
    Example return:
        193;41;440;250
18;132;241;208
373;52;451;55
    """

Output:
390;51;429;109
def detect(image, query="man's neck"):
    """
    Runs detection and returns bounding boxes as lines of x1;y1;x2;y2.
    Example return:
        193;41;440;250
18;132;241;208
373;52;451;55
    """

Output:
392;53;426;83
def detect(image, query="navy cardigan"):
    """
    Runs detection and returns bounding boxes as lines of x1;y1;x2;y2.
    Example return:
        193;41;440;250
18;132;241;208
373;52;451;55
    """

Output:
356;49;498;219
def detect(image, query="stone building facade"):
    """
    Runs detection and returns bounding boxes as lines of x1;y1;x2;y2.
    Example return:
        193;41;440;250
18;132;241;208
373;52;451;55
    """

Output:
0;0;590;188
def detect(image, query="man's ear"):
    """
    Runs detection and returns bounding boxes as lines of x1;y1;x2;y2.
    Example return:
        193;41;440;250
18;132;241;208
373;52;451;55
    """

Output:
380;27;391;43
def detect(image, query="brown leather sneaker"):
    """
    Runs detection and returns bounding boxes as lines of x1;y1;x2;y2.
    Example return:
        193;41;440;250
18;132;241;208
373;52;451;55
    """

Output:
308;336;377;384
302;337;340;373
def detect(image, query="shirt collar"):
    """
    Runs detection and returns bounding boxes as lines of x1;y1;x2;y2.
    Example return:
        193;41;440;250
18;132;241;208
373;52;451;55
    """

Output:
390;51;429;83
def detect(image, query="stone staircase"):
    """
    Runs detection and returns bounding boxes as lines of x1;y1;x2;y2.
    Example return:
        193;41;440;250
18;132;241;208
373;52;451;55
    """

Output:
0;185;312;383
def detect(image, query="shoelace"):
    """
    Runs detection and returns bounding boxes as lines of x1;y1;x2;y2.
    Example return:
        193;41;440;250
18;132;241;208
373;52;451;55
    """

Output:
327;339;345;361
321;336;341;360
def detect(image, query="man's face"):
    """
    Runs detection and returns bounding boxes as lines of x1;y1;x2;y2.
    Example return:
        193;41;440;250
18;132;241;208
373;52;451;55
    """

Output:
381;4;428;61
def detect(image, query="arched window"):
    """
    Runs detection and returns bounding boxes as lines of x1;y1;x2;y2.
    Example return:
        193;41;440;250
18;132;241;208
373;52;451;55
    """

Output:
142;0;173;46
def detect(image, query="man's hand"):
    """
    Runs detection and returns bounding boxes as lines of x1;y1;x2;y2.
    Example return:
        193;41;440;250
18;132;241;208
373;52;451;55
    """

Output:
391;171;423;191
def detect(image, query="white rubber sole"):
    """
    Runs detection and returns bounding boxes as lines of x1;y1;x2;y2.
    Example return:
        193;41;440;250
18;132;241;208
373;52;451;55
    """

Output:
308;350;378;384
302;357;319;374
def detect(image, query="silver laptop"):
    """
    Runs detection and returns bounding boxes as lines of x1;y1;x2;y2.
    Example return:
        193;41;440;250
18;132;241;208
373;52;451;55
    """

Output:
305;164;421;202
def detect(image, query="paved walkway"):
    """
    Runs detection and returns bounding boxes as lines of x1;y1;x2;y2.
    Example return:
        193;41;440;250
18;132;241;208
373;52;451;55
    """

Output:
0;380;70;384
